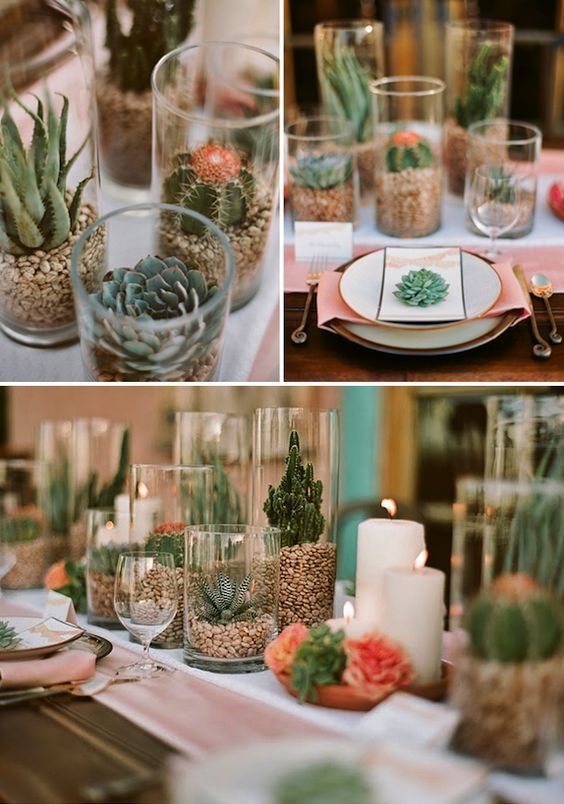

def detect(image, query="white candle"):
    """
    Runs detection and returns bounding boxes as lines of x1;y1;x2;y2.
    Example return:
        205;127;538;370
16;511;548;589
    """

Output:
381;554;445;684
355;503;425;625
117;492;162;543
327;602;376;639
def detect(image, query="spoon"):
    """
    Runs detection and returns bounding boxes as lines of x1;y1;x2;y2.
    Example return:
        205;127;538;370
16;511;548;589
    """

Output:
530;273;562;345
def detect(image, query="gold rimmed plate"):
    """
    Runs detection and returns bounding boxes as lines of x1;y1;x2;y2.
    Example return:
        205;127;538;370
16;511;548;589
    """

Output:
0;617;84;660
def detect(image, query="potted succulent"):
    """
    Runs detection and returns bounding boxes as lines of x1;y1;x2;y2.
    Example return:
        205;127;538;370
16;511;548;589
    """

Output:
451;573;564;772
96;0;195;191
0;505;50;588
289;152;354;223
263;431;336;629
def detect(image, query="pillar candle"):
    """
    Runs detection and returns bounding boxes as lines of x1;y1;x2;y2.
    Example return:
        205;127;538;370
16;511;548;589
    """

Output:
381;565;445;683
355;518;425;624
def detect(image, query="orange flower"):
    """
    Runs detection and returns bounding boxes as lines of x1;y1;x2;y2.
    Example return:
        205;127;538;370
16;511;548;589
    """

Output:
44;560;70;590
343;633;413;698
390;130;421;147
265;623;309;675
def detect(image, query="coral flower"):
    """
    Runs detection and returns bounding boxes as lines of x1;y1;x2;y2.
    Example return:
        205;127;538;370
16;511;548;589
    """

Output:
343;633;413;698
390;130;421;147
44;560;70;590
265;623;309;675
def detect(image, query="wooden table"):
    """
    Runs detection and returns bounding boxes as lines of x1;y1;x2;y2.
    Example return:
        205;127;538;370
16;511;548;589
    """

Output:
284;292;564;381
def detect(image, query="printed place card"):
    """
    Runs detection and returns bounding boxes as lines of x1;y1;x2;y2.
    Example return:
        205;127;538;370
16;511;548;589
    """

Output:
378;247;466;323
294;221;353;262
43;590;79;625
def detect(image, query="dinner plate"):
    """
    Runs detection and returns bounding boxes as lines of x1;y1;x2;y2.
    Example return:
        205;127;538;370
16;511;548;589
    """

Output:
339;249;502;329
0;616;84;660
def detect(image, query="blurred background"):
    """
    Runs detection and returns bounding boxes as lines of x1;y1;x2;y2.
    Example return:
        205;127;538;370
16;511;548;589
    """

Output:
285;0;564;145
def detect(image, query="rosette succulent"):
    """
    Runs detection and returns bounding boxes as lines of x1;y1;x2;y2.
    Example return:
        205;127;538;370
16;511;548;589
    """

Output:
0;91;92;255
0;619;20;650
196;572;258;625
385;131;433;173
394;268;449;307
290;153;352;191
164;144;255;235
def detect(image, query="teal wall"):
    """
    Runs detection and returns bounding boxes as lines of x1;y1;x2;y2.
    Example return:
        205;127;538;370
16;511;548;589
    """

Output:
337;387;381;580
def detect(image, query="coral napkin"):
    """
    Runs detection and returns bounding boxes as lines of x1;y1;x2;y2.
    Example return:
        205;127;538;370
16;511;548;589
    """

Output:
0;650;95;690
317;261;530;330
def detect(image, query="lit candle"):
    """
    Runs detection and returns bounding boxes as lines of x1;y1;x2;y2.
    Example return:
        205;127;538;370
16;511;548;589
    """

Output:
355;499;425;625
381;550;445;684
327;602;376;639
116;489;162;543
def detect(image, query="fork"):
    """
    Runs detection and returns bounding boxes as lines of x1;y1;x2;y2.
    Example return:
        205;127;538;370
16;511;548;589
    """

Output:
291;256;328;345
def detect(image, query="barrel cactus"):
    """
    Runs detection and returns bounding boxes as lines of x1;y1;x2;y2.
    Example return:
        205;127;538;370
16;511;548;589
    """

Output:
290;153;352;191
164;144;255;235
385;131;433;173
0;91;92;255
393;268;449;307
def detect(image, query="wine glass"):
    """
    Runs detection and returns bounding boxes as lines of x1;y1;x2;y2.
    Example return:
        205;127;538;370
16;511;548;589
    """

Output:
114;552;178;678
468;165;521;259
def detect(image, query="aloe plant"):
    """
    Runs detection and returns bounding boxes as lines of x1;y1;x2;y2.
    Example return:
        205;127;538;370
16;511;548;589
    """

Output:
318;39;372;144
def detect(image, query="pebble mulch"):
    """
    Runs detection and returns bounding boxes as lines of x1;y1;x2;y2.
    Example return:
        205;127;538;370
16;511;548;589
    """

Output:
278;542;336;629
375;166;442;238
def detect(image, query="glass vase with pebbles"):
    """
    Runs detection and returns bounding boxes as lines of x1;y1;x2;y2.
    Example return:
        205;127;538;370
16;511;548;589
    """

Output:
86;508;134;628
0;0;100;345
184;525;280;673
129;464;214;650
253;408;340;630
152;42;279;310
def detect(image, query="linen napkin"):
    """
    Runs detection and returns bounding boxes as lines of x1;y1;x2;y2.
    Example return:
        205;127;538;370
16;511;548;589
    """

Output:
317;261;530;330
0;650;95;690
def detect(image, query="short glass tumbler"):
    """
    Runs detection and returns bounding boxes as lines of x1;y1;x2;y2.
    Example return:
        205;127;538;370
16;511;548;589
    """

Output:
71;203;234;382
184;525;280;673
152;42;279;310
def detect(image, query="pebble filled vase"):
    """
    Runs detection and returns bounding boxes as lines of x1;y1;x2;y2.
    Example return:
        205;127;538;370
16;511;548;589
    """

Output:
152;42;279;310
0;0;100;346
252;408;339;629
86;507;131;628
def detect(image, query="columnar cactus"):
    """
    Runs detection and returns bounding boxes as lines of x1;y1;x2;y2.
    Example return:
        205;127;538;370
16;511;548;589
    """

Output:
164;144;256;235
385;131;433;173
454;42;509;129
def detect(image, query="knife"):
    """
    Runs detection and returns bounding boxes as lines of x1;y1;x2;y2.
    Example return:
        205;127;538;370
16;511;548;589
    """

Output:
513;265;551;359
0;683;73;706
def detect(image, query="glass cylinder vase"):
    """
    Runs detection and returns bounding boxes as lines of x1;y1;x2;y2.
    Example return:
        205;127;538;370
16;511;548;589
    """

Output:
184;525;280;673
314;20;385;203
464;120;542;238
0;460;50;589
36;420;74;559
444;20;514;197
86;507;131;627
0;0;100;346
371;76;445;237
129;463;214;649
152;42;279;310
173;412;250;524
252;408;339;629
285;116;356;225
71;203;234;382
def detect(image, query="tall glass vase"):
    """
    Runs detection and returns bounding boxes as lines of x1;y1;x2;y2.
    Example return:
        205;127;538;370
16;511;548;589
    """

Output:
129;463;214;648
0;0;99;346
86;507;131;627
36;420;73;558
173;412;250;524
252;408;339;628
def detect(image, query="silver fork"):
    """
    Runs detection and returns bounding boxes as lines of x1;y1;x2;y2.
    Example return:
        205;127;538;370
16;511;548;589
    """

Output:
291;256;328;345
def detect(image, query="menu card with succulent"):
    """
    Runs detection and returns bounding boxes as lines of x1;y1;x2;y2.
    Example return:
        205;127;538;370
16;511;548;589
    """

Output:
378;248;466;323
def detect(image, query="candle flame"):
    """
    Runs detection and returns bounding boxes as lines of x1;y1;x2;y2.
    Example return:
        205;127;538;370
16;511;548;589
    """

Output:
414;549;428;569
105;520;114;530
343;601;354;622
137;481;149;499
381;498;397;519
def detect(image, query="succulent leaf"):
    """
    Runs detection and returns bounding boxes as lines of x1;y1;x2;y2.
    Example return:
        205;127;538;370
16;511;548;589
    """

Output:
0;620;21;650
195;572;258;625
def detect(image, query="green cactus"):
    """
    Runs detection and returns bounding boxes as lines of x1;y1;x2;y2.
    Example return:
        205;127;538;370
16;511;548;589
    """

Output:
263;430;325;549
0;91;92;256
454;42;509;129
385;132;433;173
290;153;352;191
89;543;130;576
105;0;195;94
290;624;346;703
164;144;256;236
394;269;449;307
195;572;258;625
466;584;563;663
145;522;185;568
0;619;20;649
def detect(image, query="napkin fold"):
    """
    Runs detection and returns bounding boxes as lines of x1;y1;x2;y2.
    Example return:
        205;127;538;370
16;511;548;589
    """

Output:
0;650;95;690
317;261;530;330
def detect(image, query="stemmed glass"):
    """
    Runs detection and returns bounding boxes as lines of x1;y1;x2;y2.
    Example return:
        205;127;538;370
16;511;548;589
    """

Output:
468;165;521;259
114;552;178;678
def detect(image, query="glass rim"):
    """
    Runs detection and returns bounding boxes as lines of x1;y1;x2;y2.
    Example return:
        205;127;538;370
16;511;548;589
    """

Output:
152;40;280;129
254;406;339;415
130;463;215;472
0;458;38;470
445;19;514;35
174;411;248;421
370;76;446;97
314;19;383;33
185;524;281;535
468;118;542;146
70;202;235;334
285;115;355;142
115;550;175;558
473;163;521;181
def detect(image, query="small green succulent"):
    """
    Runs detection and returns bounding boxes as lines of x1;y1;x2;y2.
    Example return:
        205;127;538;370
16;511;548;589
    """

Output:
89;543;129;576
0;619;20;650
290;624;346;703
394;269;449;307
0;90;92;255
0;510;42;543
274;762;373;804
196;572;258;625
290;153;352;191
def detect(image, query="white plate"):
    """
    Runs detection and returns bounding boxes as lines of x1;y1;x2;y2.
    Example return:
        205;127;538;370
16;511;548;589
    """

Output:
339;249;502;328
0;616;84;660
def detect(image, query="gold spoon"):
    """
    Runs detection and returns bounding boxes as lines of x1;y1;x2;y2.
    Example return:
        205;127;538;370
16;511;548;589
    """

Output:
530;273;562;345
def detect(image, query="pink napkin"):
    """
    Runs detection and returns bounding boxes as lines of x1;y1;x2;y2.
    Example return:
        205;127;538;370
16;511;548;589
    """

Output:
317;260;530;330
0;650;96;690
